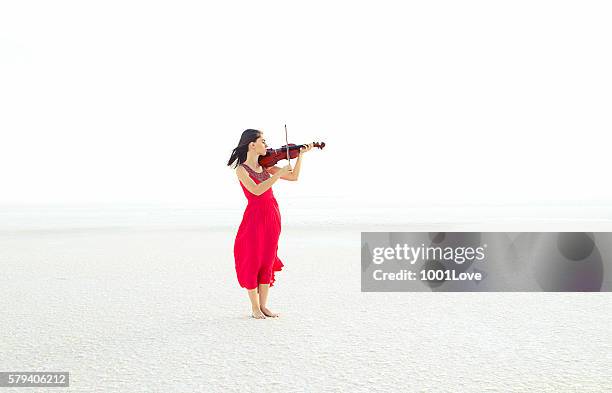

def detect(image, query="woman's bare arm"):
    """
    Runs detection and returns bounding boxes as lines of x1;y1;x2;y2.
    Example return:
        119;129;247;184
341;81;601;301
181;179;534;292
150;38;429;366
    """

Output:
265;162;298;181
236;166;284;195
266;151;306;181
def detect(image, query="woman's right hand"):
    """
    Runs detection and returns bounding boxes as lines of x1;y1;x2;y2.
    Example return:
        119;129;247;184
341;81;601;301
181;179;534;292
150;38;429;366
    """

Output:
279;164;293;176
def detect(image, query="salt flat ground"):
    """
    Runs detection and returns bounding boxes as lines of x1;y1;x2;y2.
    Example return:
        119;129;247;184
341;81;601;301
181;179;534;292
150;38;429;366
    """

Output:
1;217;611;392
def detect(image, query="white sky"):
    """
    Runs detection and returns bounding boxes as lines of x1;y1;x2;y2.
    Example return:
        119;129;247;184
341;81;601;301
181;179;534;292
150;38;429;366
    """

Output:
1;1;611;207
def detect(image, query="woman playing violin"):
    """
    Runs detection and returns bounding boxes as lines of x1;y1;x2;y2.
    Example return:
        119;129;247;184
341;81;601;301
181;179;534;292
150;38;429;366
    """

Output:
227;128;314;319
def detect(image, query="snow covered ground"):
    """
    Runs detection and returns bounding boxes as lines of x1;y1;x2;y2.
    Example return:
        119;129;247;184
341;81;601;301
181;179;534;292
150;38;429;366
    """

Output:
1;206;611;392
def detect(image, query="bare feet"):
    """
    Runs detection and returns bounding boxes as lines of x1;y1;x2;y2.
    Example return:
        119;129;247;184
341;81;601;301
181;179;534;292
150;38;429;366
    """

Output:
260;306;279;318
251;308;266;319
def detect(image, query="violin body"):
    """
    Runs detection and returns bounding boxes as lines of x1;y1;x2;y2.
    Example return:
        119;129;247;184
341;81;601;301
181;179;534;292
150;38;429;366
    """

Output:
259;142;325;167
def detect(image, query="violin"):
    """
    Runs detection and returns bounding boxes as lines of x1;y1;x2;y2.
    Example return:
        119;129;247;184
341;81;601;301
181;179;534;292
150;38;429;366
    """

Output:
259;142;326;167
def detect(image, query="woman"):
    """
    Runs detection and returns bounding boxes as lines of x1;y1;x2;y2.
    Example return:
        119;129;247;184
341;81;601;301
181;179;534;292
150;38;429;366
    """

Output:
227;129;313;319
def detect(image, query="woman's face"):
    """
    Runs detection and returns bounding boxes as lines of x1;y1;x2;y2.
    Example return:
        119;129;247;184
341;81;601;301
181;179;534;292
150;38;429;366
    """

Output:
252;134;268;155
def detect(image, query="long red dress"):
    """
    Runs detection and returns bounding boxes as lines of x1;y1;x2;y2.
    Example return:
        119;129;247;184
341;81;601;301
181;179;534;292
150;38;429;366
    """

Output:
234;163;284;290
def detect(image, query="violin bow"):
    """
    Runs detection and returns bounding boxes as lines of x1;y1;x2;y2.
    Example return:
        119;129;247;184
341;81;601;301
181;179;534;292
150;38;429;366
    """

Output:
284;124;290;165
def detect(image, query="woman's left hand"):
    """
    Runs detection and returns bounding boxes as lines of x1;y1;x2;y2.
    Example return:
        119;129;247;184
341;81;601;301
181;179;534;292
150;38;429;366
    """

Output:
299;143;314;155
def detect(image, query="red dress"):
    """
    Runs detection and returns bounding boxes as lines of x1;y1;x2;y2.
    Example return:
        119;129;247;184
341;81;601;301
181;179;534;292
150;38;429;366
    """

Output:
234;163;284;290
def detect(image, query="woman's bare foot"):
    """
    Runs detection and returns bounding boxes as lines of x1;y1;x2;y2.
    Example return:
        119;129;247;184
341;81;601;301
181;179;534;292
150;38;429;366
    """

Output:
260;306;279;318
251;308;266;319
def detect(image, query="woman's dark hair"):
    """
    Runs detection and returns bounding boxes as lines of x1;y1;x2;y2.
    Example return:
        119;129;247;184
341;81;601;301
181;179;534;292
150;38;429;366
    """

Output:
227;129;262;168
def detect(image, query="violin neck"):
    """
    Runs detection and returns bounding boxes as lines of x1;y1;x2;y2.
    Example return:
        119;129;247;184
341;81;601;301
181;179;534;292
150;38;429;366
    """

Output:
283;142;324;150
